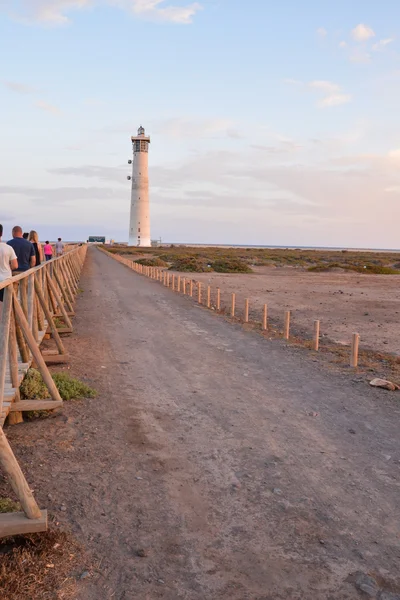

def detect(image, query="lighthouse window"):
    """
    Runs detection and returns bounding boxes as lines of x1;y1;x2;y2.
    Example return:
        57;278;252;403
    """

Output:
140;141;148;152
134;140;140;152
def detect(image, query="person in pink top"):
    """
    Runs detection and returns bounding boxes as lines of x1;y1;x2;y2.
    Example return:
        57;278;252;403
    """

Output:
44;241;53;261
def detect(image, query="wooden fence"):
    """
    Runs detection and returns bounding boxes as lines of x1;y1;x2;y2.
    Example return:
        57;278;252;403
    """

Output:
100;248;362;368
0;244;87;538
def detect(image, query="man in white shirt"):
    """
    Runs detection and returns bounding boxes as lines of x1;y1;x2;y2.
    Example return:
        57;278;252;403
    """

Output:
55;238;64;257
0;224;18;302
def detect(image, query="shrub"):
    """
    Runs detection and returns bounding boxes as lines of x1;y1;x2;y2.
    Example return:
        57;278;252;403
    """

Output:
212;258;252;273
20;369;48;399
21;369;97;401
0;498;20;513
170;257;211;272
52;373;97;401
136;257;168;267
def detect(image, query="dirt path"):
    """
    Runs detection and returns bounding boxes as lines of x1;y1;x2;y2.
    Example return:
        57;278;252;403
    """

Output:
7;247;400;599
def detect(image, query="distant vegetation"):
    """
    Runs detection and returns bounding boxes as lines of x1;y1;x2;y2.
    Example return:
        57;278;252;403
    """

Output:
103;245;400;274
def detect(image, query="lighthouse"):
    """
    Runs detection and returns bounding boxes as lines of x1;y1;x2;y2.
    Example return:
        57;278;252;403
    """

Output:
128;126;151;247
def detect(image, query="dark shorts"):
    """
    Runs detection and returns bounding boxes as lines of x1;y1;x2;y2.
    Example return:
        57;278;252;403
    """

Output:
0;289;3;302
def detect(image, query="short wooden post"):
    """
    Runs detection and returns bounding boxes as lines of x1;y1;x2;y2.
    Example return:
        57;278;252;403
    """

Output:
177;276;181;293
172;274;175;291
182;278;186;295
313;320;320;351
167;273;171;287
262;304;268;331
244;298;249;323
206;286;211;308
350;333;360;368
198;283;202;304
216;288;221;311
189;280;193;297
283;310;290;340
231;293;236;317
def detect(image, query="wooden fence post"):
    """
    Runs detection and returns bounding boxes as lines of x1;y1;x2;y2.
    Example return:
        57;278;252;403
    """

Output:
262;304;268;331
207;286;211;308
244;299;249;323
231;293;236;317
216;288;221;311
351;333;360;368
189;280;193;297
313;320;320;351
198;283;202;304
283;311;290;340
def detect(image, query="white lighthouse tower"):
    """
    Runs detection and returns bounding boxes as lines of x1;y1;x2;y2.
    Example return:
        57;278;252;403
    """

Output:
128;126;151;247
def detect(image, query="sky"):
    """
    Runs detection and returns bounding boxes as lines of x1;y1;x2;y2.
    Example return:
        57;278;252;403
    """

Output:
1;0;400;247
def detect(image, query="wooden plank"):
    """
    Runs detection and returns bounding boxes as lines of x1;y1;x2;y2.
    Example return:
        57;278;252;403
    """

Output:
0;510;47;538
11;400;63;412
43;354;70;365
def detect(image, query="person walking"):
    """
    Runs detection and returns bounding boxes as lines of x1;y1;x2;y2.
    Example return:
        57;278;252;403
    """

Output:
43;241;53;261
0;224;18;302
28;230;43;267
55;237;64;257
7;226;36;272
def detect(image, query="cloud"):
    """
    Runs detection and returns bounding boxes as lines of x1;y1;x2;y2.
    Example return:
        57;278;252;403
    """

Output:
309;81;351;107
152;117;240;139
49;165;126;182
351;23;375;42
35;100;61;115
3;81;36;94
349;49;371;64
7;0;202;25
0;185;123;205
338;41;347;49
317;27;327;38
318;93;352;107
285;79;351;108
372;38;395;52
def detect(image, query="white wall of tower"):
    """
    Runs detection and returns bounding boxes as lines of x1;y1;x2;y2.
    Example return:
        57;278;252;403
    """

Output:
129;130;151;247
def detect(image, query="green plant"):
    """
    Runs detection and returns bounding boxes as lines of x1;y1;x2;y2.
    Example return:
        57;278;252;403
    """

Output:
21;369;97;402
20;369;48;399
52;373;97;401
212;258;252;273
0;498;21;513
136;257;168;267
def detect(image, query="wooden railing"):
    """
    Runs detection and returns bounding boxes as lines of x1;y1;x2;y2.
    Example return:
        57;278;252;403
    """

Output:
0;244;87;537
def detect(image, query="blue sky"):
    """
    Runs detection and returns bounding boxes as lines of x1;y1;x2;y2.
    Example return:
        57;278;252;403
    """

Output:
1;0;400;247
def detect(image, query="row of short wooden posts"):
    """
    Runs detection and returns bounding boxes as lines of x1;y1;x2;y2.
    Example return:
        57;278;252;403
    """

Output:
0;244;87;538
106;255;361;369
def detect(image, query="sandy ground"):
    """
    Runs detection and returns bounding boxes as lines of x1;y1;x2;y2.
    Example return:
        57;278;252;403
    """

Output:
190;267;400;356
3;248;400;599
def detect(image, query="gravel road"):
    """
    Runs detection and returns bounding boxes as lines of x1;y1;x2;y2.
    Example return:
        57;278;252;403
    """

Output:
11;247;400;599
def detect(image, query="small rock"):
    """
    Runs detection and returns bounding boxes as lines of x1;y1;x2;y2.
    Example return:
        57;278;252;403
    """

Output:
157;579;165;584
79;571;90;580
135;477;143;480
136;548;148;558
349;429;356;434
60;504;67;512
354;573;379;597
273;488;282;495
370;378;399;392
